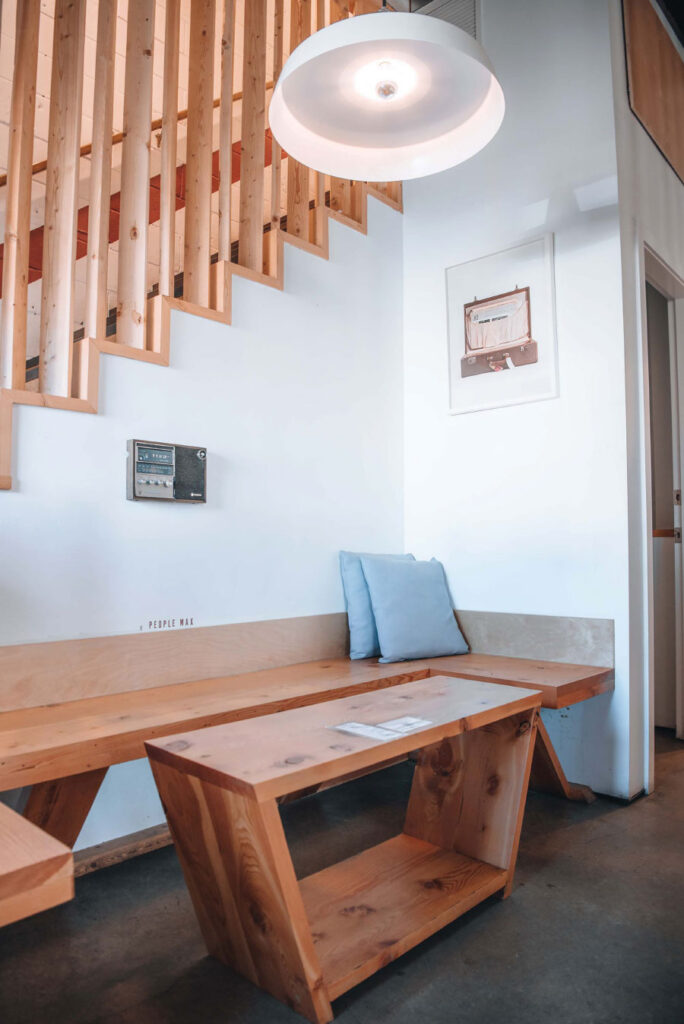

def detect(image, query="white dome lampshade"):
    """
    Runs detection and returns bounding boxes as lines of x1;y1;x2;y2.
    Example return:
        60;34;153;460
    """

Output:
268;12;505;182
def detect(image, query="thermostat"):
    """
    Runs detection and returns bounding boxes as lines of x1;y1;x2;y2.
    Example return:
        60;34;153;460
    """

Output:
126;440;207;503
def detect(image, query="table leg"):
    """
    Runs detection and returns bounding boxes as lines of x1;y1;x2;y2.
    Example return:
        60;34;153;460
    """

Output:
404;709;538;898
150;759;333;1024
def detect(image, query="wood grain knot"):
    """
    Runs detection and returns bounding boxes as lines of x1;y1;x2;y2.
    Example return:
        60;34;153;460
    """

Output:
273;754;312;768
249;901;268;933
486;774;500;795
423;877;446;891
165;739;190;752
517;720;531;736
340;904;375;917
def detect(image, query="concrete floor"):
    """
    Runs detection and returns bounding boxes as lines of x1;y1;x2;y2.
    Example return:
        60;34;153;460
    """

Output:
1;731;683;1024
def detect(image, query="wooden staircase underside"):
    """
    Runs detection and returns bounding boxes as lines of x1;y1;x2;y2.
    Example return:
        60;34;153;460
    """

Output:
0;182;401;491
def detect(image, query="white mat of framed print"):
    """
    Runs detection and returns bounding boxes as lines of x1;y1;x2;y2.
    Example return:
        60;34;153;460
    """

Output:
446;235;559;415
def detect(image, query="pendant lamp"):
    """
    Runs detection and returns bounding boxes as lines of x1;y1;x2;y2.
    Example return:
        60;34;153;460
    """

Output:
268;9;505;182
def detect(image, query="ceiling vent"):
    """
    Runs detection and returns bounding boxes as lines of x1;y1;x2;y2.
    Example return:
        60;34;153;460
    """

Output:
416;0;478;39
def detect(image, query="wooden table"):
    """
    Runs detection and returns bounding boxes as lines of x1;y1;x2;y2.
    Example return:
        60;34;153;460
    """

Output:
146;675;542;1023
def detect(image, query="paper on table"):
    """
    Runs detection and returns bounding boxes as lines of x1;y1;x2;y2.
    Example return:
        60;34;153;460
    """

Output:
377;716;433;734
331;721;398;741
330;715;433;741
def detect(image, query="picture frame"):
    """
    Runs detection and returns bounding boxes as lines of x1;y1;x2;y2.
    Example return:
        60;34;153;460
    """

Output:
446;235;559;415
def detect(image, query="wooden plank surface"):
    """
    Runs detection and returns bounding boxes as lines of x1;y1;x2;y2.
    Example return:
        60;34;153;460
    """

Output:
0;660;425;788
0;0;40;390
183;0;215;305
0;649;612;789
623;0;684;184
39;0;86;395
0;802;73;927
0;612;349;710
117;0;155;348
0;619;612;713
151;762;333;1024
427;653;614;708
299;834;506;1000
146;676;541;801
238;0;268;271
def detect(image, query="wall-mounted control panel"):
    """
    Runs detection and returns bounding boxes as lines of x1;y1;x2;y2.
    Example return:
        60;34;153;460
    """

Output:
126;440;207;503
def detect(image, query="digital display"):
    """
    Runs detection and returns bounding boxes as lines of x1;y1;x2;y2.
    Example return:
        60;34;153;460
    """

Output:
137;446;173;464
136;463;173;476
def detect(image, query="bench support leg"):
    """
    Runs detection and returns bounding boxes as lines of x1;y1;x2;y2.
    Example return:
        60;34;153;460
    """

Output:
23;767;109;847
530;718;596;804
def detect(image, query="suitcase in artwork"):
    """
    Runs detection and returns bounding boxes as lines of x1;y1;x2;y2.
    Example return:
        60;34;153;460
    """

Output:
461;286;538;377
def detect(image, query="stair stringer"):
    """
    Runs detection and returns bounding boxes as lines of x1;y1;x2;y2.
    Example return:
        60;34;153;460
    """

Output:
0;183;402;491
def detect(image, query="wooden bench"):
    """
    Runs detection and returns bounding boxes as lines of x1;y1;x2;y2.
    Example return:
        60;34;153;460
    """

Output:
0;802;73;928
0;652;612;840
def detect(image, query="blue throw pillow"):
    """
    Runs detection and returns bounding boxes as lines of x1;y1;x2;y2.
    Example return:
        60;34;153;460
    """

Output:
339;551;415;660
359;556;469;663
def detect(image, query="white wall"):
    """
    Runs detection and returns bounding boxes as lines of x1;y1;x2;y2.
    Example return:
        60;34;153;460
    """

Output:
0;201;405;846
402;0;635;797
608;0;684;789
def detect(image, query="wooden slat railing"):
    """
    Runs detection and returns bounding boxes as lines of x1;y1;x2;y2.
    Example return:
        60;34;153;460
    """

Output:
238;0;268;274
184;0;216;306
82;0;117;398
0;0;40;392
159;0;181;300
117;0;155;351
0;0;400;487
39;0;87;395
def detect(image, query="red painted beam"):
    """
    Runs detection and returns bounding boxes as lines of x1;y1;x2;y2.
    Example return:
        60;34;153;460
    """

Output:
0;131;274;297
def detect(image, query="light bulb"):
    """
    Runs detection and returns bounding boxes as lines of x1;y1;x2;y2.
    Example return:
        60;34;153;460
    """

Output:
353;57;417;103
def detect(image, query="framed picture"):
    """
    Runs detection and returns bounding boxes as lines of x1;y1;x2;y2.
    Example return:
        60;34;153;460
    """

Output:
446;235;559;415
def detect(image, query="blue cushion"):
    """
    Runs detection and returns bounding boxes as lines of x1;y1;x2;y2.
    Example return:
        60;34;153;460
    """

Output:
359;556;469;663
339;551;415;660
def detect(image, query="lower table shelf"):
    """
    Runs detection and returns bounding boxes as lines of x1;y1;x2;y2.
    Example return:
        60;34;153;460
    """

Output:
299;832;507;1001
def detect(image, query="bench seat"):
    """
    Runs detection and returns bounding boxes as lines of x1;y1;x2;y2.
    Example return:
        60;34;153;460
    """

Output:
0;802;73;928
0;653;613;791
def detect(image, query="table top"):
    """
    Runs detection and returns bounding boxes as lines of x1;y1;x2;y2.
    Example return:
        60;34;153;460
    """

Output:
145;675;542;801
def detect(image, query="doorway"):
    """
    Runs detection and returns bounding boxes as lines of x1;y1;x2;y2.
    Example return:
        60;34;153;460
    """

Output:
644;247;684;746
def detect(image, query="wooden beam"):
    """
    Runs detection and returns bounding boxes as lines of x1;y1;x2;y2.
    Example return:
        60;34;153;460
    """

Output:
238;0;267;272
286;0;313;241
183;0;216;306
0;0;40;391
218;0;236;263
23;767;108;847
159;0;181;298
38;0;86;395
117;0;155;348
82;0;116;403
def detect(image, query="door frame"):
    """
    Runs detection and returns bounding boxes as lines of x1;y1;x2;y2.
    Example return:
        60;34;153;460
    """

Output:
643;245;684;755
